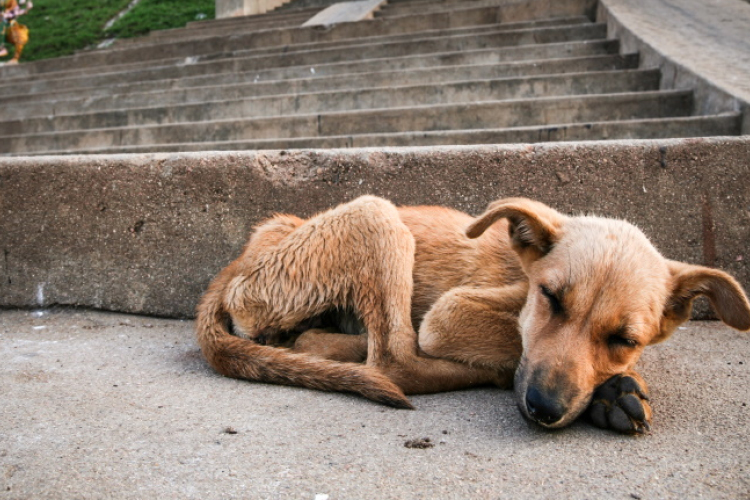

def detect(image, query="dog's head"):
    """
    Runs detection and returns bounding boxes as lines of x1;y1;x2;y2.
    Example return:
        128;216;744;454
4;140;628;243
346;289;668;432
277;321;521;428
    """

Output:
467;198;750;429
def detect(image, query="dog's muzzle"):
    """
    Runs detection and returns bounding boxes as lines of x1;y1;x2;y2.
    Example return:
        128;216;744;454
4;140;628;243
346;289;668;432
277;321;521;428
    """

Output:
514;358;589;429
524;386;566;426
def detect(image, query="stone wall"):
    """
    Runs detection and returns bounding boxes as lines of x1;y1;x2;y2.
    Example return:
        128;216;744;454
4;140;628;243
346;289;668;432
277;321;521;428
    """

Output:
1;138;748;318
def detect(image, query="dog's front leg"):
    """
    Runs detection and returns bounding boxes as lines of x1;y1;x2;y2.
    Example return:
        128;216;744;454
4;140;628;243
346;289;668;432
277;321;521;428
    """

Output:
587;371;652;434
417;284;528;389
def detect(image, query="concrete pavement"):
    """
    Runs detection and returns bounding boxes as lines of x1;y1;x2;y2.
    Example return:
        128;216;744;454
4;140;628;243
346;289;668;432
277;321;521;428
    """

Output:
1;309;748;499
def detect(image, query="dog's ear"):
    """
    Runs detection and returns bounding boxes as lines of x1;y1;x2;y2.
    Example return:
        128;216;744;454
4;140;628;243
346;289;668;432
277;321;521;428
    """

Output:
466;198;565;260
659;260;750;339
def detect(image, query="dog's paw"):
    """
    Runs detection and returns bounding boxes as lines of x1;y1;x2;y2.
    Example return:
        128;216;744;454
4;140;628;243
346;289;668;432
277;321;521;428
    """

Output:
587;374;652;435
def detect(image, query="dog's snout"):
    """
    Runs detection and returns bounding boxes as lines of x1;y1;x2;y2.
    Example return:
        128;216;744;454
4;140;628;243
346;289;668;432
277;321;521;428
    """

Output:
525;386;565;426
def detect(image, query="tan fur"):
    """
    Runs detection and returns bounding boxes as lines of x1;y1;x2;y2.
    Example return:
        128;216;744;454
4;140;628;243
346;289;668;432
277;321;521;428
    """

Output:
196;196;750;430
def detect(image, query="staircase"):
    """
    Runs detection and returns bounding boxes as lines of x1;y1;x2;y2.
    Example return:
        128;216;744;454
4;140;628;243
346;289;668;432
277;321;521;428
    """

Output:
0;0;741;156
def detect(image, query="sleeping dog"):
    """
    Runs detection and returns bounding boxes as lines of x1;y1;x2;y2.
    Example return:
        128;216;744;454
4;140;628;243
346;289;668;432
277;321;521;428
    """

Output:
196;196;750;433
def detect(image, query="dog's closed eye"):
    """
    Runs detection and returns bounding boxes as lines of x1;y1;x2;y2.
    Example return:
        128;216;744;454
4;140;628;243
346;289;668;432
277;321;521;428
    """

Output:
606;333;639;349
540;285;564;316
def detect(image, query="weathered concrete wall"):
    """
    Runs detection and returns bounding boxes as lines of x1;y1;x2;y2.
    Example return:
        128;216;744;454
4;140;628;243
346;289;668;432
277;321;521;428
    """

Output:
1;138;748;318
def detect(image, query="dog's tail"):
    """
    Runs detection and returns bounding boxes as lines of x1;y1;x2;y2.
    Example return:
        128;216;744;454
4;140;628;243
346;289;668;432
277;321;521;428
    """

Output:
195;270;414;409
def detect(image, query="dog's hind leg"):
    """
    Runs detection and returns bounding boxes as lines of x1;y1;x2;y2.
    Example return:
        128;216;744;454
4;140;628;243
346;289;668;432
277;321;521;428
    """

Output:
208;196;541;406
199;201;415;408
325;198;509;394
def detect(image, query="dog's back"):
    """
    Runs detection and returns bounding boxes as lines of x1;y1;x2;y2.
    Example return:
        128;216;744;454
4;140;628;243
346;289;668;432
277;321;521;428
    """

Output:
398;205;526;326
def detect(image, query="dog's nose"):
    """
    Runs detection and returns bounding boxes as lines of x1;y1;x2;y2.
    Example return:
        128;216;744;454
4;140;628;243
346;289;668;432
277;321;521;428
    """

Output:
525;386;565;425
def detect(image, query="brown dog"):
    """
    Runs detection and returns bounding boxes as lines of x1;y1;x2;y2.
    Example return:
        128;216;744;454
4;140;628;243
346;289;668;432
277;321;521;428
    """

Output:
196;196;750;433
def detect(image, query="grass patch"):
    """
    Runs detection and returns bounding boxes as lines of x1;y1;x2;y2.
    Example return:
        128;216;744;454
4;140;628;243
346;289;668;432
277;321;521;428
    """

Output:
7;0;132;61
3;0;215;62
105;0;215;39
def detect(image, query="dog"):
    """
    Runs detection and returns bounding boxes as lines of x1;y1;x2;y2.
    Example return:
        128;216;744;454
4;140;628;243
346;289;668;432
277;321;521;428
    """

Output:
196;196;750;433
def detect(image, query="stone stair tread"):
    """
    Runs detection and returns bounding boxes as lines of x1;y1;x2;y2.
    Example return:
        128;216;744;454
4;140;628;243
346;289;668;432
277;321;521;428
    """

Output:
226;22;608;60
0;0;596;78
0;1;738;154
0;91;697;153
377;0;530;17
0;38;618;102
122;14;591;49
135;14;318;42
187;6;323;29
7;113;739;156
0;20;604;89
1;53;639;119
0;69;661;134
2;89;692;136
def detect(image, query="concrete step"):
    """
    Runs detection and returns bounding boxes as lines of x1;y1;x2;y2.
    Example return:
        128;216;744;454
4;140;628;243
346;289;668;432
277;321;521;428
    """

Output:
114;16;311;49
186;6;321;29
154;20;609;61
0;70;660;135
114;8;327;49
0;21;606;95
384;0;514;6
0;18;595;94
131;11;316;43
8;54;636;119
377;0;517;17
120;13;590;51
128;114;749;151
327;114;741;147
270;0;345;13
0;17;590;88
0;0;594;77
0;91;694;154
162;1;535;43
0;37;619;109
7;114;739;155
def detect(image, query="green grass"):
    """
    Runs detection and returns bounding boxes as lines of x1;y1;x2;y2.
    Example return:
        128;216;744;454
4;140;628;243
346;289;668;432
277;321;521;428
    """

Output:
7;0;132;61
105;0;215;39
3;0;215;62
